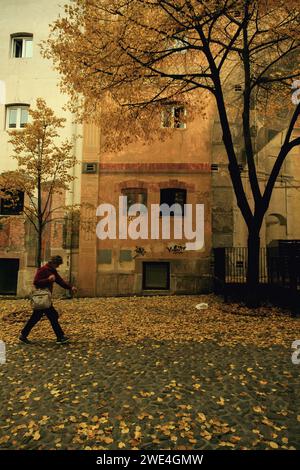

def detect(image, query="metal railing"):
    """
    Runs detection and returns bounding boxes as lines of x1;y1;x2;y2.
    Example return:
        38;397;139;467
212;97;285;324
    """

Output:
213;247;268;284
214;243;300;289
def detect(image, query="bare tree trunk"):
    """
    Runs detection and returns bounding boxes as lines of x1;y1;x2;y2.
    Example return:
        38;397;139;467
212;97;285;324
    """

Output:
37;168;42;268
37;223;42;268
246;227;261;307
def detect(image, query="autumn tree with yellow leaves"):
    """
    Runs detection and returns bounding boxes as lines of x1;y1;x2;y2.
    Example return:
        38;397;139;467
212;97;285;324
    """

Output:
44;0;300;305
0;98;77;267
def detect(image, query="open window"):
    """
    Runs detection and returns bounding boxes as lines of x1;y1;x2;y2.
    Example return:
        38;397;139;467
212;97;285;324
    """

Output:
161;104;186;129
11;34;33;58
160;188;187;216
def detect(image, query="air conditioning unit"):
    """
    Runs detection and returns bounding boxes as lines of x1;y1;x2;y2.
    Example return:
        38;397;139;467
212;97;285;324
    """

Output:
82;162;98;174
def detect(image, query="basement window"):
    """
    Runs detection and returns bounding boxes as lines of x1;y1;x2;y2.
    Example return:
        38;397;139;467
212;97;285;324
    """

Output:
143;262;170;290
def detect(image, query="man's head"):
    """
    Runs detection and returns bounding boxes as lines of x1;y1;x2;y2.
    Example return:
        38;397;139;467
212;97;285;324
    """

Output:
49;255;63;268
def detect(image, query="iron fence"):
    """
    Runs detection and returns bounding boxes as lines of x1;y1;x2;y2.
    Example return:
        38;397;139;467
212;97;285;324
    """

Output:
213;247;268;284
214;243;300;287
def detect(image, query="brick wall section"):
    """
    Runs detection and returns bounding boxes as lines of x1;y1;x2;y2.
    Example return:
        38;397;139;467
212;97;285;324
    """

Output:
49;190;65;250
115;179;196;191
0;217;25;250
99;163;211;172
0;221;9;248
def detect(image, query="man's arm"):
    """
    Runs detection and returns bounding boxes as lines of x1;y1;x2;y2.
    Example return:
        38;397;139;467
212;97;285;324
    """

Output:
55;271;72;290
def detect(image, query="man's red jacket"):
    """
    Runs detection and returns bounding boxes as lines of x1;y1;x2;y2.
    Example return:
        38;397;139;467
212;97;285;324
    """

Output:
34;263;72;293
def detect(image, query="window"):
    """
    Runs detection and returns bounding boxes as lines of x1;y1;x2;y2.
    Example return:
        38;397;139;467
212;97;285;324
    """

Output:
143;262;170;290
0;191;24;215
211;163;219;172
11;35;33;58
6;105;29;129
160;188;186;216
0;259;20;295
170;26;187;54
162;105;186;129
82;162;98;174
121;188;147;213
173;37;186;52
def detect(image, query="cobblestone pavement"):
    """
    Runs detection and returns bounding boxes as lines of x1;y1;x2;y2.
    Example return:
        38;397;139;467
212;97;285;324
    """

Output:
0;296;299;450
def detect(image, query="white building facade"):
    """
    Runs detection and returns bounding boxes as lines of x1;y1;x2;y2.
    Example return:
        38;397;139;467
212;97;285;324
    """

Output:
0;0;82;296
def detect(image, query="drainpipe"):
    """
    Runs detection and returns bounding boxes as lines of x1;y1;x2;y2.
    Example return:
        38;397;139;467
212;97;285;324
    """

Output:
67;121;78;295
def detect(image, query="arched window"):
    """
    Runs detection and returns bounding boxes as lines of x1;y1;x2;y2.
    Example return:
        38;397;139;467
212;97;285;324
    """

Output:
121;188;147;214
267;213;287;227
160;188;187;216
266;213;287;244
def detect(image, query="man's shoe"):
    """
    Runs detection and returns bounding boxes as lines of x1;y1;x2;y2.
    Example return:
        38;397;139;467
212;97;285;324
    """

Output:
56;336;70;344
19;335;33;344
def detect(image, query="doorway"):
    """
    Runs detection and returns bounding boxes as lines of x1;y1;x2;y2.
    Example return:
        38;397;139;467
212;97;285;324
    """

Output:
0;258;19;294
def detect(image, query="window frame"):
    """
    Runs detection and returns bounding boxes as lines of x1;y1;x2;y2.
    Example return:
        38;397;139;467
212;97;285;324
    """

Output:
11;33;33;58
6;104;29;129
121;188;148;214
0;190;24;216
142;262;170;290
160;188;187;217
161;104;186;129
172;37;187;54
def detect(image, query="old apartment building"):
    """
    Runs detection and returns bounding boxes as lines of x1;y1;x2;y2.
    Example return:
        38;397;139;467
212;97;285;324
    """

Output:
1;0;300;297
78;111;213;297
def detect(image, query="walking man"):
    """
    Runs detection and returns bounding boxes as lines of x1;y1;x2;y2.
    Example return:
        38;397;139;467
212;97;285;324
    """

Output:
19;255;77;344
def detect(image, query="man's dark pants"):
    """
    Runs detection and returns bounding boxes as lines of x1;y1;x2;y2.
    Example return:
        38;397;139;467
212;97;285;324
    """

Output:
21;305;65;339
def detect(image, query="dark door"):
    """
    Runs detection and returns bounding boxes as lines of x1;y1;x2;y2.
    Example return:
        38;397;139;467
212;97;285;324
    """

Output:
143;262;170;290
0;258;19;294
